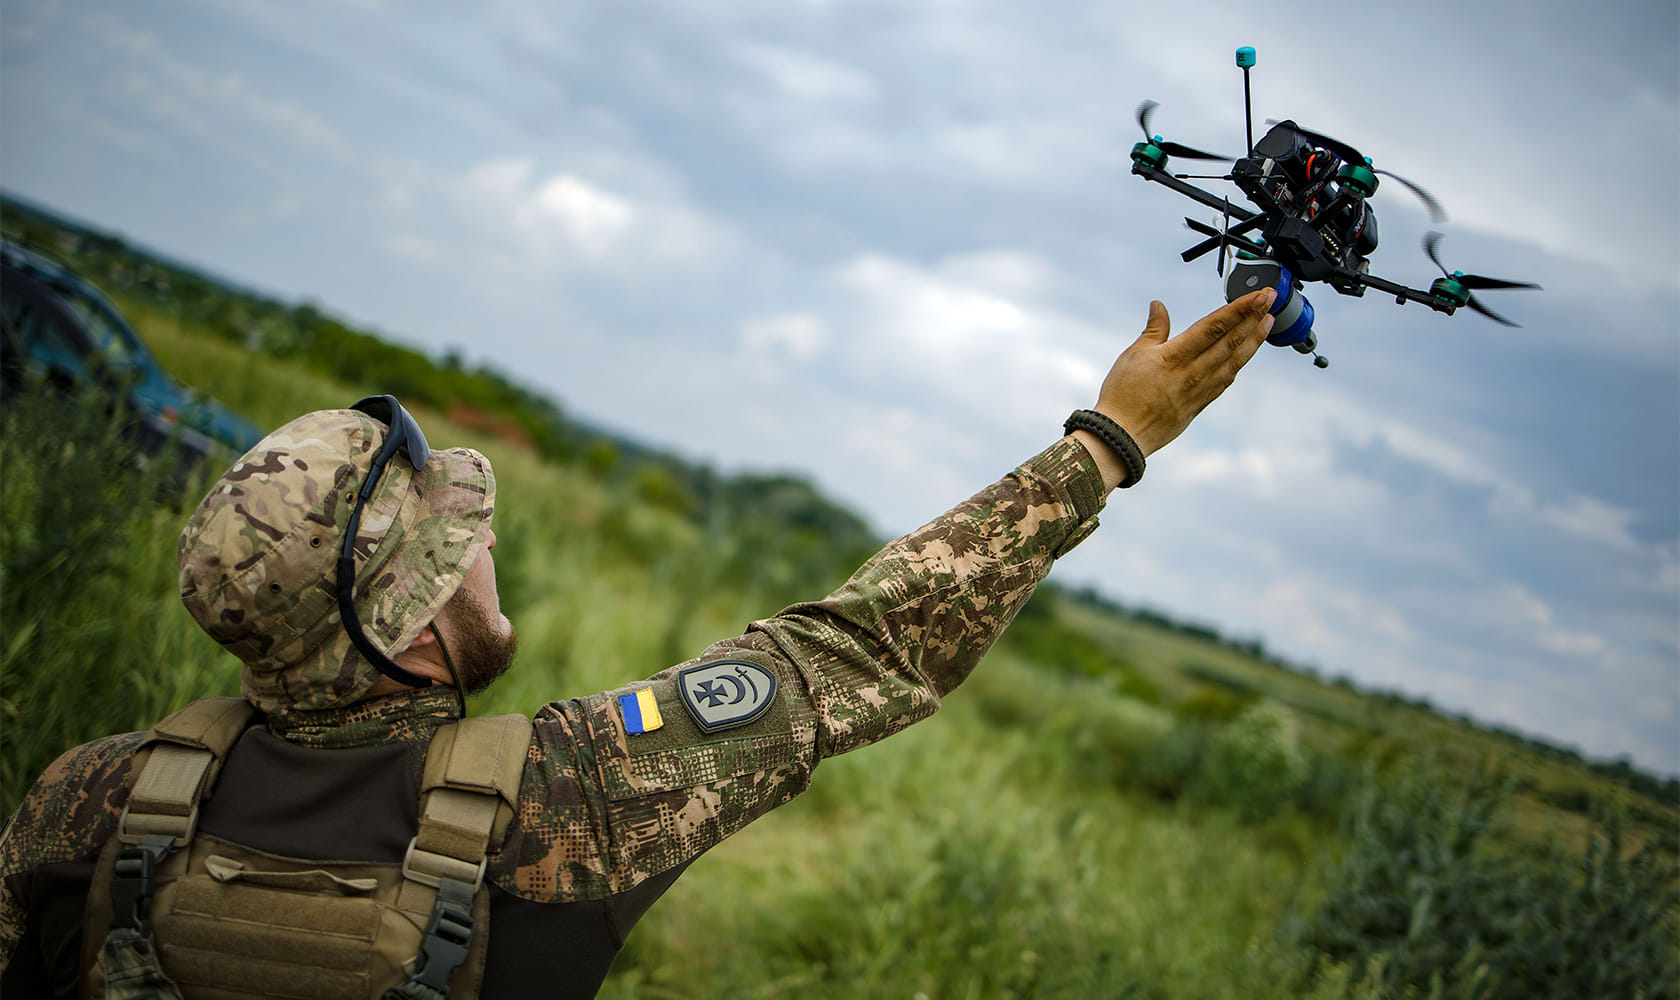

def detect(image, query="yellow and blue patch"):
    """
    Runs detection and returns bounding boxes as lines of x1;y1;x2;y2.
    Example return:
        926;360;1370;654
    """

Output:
618;688;664;735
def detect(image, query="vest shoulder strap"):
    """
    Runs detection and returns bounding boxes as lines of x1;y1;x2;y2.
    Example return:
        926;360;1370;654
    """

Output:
401;713;531;895
388;714;532;1000
85;699;260;999
120;698;258;846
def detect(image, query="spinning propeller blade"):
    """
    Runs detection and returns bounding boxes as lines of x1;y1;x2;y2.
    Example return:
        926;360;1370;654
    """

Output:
1423;232;1540;327
1136;100;1231;161
1272;121;1366;169
1373;170;1447;223
1181;212;1265;268
1269;121;1447;222
1219;197;1231;276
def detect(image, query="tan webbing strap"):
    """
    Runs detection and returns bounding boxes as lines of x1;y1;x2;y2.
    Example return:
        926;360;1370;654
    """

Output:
398;714;531;918
86;699;260;998
150;697;256;752
118;699;259;847
120;744;214;844
387;715;531;999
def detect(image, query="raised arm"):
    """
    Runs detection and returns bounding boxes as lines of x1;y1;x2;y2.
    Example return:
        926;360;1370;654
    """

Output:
500;291;1277;901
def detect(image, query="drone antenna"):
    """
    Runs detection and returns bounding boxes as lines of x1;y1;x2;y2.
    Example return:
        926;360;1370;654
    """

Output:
1236;47;1256;156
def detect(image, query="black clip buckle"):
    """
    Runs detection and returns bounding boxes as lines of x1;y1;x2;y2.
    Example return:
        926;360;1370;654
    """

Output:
408;876;477;995
109;836;171;932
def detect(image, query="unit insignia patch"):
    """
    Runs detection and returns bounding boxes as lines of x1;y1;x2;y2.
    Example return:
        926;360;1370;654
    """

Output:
677;660;778;733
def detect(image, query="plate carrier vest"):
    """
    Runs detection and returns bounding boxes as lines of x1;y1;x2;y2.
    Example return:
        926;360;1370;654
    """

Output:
77;698;532;1000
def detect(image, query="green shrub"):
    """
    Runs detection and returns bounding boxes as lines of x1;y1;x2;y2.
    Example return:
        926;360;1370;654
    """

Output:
1131;719;1213;802
1176;684;1254;722
1300;761;1680;999
1195;699;1308;818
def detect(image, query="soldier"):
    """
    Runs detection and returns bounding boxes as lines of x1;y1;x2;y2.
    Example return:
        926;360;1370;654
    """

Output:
1;291;1276;998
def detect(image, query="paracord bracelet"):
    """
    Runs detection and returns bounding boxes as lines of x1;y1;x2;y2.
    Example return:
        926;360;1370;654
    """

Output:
1064;409;1146;489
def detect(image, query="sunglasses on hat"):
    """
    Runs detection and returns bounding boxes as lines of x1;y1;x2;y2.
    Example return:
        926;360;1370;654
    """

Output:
338;395;433;688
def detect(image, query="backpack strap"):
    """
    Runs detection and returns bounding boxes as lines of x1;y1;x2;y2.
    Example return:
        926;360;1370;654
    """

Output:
386;713;532;1000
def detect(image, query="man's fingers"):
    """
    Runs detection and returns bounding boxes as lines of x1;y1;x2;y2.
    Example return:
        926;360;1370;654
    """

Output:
1162;289;1274;368
1137;300;1170;345
1208;308;1274;387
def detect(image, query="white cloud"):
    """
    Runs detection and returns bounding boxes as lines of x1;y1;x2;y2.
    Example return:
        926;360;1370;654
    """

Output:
734;42;877;104
448;157;730;277
839;253;1031;346
829;253;1104;404
89;13;352;165
527;174;636;257
741;311;829;362
940;250;1060;299
1536;495;1642;553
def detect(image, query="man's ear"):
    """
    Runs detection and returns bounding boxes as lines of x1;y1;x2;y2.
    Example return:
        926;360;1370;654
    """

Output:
402;623;439;653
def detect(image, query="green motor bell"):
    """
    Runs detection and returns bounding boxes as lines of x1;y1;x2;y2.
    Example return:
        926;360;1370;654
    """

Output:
1430;276;1469;308
1336;162;1378;198
1131;141;1167;169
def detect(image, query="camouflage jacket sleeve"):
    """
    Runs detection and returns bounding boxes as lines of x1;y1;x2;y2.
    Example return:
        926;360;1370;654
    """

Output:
0;732;144;976
496;437;1107;902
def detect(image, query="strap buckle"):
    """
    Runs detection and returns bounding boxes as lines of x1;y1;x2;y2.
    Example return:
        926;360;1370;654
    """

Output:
382;875;478;1000
400;838;488;892
109;834;174;932
115;801;200;849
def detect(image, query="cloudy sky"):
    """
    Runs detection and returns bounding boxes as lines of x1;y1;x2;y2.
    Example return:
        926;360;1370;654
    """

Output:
3;0;1676;774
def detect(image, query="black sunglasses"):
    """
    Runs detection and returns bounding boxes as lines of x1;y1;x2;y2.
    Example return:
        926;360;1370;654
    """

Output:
339;395;434;688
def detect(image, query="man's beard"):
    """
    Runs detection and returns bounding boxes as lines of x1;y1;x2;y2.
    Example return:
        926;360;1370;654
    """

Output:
441;585;518;695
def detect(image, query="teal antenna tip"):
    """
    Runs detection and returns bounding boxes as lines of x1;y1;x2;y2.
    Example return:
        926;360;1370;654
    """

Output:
1236;47;1256;68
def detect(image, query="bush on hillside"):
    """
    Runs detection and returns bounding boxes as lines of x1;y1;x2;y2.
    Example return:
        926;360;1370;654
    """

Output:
1195;699;1309;819
1301;760;1680;999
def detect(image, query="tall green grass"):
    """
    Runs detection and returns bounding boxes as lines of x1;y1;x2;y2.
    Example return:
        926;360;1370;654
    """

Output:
1;385;238;803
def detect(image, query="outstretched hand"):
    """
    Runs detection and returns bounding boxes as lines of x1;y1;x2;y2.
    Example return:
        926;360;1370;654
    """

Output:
1073;290;1276;491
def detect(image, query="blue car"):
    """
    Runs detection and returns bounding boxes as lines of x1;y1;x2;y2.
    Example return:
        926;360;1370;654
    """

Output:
0;239;264;464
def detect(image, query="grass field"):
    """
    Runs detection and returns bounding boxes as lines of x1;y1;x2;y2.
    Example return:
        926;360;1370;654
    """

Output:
2;224;1675;997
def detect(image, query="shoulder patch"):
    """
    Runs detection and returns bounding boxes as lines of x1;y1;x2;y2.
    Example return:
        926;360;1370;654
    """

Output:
617;687;664;735
677;660;778;733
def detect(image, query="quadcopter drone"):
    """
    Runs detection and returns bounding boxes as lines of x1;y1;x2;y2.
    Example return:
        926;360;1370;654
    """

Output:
1130;46;1539;368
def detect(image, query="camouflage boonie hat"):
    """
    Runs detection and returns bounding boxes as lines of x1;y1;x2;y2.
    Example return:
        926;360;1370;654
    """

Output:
178;408;496;712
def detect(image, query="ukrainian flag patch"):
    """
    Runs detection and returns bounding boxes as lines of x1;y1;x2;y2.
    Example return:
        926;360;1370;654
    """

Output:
618;688;664;735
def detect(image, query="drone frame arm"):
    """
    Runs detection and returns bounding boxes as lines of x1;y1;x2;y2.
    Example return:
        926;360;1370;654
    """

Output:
1131;161;1258;224
1344;269;1458;315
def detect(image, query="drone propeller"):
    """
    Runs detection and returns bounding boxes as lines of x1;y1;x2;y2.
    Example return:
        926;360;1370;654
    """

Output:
1182;209;1266;274
1266;120;1447;222
1267;119;1365;170
1423;232;1540;326
1136;101;1230;161
1373;169;1447;224
1218;197;1231;275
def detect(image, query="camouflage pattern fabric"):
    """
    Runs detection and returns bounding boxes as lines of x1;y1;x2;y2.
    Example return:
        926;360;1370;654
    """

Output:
0;435;1105;980
176;409;495;713
98;929;185;1000
0;732;145;967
